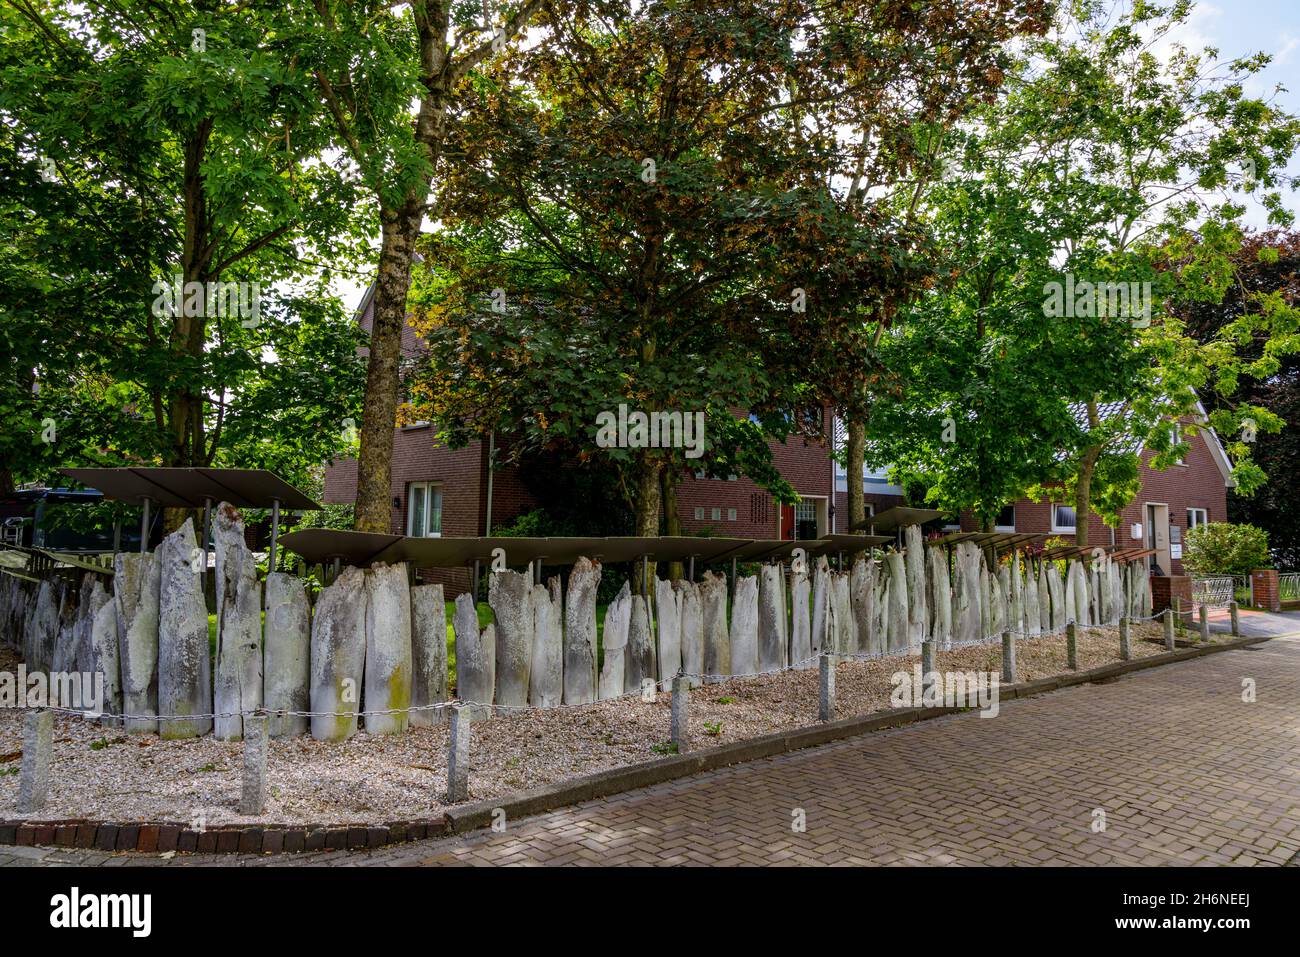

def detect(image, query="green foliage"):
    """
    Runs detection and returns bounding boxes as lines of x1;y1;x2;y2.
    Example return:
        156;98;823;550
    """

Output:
1183;522;1272;577
865;0;1300;529
0;0;369;493
294;504;357;532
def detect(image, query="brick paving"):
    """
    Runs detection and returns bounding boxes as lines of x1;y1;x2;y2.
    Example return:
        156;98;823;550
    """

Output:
9;633;1300;867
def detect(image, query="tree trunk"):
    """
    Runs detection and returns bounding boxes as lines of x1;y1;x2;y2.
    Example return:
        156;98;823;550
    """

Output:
661;468;683;581
846;420;866;532
1074;446;1100;549
1074;399;1102;549
632;454;662;594
354;208;422;532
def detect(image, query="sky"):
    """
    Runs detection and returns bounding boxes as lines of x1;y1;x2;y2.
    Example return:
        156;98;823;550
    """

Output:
329;0;1300;315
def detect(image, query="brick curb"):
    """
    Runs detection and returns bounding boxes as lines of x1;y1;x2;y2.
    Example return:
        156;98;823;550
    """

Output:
0;634;1271;854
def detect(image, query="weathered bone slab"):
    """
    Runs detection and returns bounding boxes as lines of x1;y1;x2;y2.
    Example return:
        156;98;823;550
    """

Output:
410;583;448;725
157;520;213;739
113;553;159;733
563;557;600;705
674;579;704;686
655;577;683;684
626;594;655;692
729;575;759;675
885;551;910;654
829;571;854;655
700;571;730;682
850;558;876;656
757;565;788;672
489;566;534;709
453;592;495;718
599;582;631;699
810;557;830;657
363;562;413;735
213;504;263;740
310;565;368;740
89;585;121;721
927;547;952;650
265;572;311;737
529;577;563;708
790;563;813;668
903;525;928;651
953;542;983;647
1047;563;1066;633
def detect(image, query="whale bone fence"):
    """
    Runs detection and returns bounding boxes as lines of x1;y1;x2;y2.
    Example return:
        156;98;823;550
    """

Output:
0;507;1153;739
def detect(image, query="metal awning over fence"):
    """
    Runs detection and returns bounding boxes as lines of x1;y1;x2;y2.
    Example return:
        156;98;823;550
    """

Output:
278;530;903;570
60;467;318;567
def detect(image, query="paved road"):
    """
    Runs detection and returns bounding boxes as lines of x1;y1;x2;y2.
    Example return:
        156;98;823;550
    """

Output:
8;627;1299;867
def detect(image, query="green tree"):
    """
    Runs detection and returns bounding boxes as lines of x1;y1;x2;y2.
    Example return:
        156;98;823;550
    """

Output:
1;0;368;505
867;0;1300;541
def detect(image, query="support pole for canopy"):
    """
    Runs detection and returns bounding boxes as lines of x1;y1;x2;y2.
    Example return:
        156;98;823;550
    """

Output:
201;496;213;589
471;559;480;605
111;519;121;557
139;497;153;554
642;554;650;599
268;497;281;575
331;556;341;585
534;558;545;586
687;556;695;582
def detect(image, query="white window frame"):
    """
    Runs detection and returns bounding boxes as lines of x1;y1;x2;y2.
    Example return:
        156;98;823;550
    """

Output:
406;482;443;537
694;507;705;521
1187;507;1208;529
1052;503;1077;533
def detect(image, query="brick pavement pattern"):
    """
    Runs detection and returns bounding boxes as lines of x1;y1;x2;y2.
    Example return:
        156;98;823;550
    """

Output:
7;636;1299;867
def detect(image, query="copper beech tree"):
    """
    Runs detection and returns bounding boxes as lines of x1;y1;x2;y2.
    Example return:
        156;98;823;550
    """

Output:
405;0;1049;539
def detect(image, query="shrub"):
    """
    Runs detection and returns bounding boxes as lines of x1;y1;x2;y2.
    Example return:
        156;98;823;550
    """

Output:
1182;522;1271;578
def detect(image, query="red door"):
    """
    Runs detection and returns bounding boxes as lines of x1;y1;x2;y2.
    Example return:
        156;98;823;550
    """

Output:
780;503;795;540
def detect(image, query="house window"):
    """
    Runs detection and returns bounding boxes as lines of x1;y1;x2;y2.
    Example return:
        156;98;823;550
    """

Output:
727;508;737;522
694;507;705;521
406;482;442;537
711;507;721;521
1187;507;1208;529
1052;504;1077;533
795;501;818;540
995;504;1015;532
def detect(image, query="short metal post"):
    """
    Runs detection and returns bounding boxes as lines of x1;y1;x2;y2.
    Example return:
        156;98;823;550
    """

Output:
818;652;836;722
447;704;471;803
1001;631;1016;684
17;709;53;813
1066;621;1078;671
671;675;689;752
1119;617;1131;661
239;711;269;815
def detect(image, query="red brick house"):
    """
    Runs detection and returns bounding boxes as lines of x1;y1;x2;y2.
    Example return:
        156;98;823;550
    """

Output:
324;289;1234;593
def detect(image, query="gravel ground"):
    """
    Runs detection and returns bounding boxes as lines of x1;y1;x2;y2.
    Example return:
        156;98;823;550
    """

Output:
0;621;1198;826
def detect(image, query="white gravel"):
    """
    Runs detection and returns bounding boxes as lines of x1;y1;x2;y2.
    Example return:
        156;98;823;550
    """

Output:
0;621;1195;825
